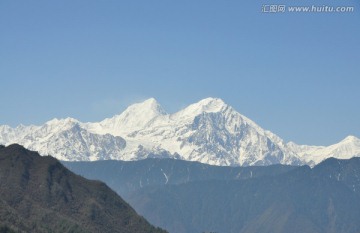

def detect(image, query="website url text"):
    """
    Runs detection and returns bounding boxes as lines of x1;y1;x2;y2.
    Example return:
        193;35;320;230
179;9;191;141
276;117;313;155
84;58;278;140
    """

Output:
261;5;355;13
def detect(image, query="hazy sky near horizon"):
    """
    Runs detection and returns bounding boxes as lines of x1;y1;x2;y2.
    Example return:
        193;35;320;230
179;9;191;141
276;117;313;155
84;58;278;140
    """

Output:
1;0;359;145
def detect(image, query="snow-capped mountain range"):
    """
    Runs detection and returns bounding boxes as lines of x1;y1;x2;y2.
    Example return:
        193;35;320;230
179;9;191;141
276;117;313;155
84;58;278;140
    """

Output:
1;98;359;166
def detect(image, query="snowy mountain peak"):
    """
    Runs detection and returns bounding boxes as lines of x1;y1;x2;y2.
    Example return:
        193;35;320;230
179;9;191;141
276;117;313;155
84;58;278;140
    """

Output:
333;135;360;153
85;98;167;136
289;135;360;166
141;97;160;105
341;135;360;143
174;97;229;120
125;98;167;116
44;117;79;131
46;117;78;125
190;97;227;112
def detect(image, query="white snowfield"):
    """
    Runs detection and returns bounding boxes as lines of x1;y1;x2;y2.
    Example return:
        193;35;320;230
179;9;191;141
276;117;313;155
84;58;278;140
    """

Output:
1;98;359;166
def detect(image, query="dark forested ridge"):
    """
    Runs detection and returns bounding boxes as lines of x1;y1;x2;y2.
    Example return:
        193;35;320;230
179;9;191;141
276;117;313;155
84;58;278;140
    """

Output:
65;156;360;233
0;144;167;233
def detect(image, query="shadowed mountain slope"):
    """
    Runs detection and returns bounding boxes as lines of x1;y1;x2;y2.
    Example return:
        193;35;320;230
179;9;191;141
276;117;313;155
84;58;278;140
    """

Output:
63;158;296;197
64;157;360;233
127;164;360;233
0;144;166;233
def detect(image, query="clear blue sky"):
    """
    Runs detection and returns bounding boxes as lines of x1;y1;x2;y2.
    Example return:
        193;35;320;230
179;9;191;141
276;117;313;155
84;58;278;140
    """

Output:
1;0;359;145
